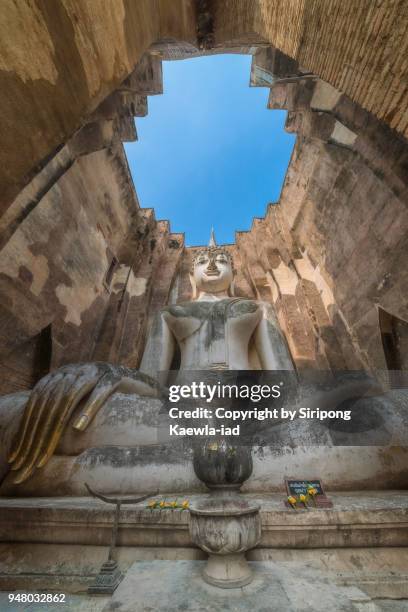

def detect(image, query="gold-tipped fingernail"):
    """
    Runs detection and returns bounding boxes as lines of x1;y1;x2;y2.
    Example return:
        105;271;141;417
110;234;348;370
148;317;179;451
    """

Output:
12;468;31;484
73;415;88;430
8;451;17;463
36;453;49;468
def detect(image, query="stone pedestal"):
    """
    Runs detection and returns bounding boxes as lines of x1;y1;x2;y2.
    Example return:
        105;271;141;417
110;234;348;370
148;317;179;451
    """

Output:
88;560;123;595
203;552;253;588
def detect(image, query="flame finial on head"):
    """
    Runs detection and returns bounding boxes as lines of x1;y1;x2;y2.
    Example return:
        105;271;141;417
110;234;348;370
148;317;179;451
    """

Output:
209;227;217;247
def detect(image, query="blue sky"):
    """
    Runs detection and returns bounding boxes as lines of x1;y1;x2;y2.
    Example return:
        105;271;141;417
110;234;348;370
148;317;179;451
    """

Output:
125;54;295;246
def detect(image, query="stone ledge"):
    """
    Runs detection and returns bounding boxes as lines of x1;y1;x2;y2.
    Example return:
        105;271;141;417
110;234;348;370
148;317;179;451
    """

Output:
0;491;407;549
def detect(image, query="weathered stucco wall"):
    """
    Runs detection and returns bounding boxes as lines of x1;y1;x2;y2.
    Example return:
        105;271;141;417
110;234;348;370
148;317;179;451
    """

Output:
0;50;185;393
0;0;196;211
214;0;408;135
264;68;408;372
0;145;131;392
0;128;184;394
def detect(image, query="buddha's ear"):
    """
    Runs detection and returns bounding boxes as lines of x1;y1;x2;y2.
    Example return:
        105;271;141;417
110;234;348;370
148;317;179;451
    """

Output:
189;273;198;299
228;265;236;296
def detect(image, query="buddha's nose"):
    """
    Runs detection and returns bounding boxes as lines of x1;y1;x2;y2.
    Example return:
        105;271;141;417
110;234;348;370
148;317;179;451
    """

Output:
206;257;218;272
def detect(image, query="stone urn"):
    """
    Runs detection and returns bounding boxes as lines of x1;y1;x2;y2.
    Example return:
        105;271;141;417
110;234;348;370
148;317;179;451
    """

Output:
189;498;261;588
193;438;253;495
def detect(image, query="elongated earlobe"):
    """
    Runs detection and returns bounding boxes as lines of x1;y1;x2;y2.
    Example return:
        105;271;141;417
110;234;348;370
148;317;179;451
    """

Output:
189;274;198;299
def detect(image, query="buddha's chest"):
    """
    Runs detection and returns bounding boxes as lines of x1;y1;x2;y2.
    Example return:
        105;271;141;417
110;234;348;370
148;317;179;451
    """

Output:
162;299;261;367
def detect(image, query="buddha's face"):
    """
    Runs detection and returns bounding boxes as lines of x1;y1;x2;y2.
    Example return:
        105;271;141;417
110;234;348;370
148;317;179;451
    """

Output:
193;249;233;294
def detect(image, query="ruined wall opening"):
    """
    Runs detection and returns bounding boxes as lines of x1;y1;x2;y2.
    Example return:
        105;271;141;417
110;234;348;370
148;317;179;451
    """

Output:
0;324;52;395
124;53;296;245
379;308;408;371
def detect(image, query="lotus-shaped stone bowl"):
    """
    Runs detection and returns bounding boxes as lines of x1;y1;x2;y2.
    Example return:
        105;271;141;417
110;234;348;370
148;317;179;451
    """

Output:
189;497;261;588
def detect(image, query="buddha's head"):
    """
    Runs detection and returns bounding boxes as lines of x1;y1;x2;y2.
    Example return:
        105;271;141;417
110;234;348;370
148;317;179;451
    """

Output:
190;230;235;298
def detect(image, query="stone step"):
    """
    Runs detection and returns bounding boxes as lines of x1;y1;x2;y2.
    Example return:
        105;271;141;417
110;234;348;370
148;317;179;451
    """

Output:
0;492;407;550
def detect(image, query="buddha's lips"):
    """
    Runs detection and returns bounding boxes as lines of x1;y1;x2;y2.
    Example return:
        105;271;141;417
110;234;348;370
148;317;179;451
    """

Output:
204;270;220;277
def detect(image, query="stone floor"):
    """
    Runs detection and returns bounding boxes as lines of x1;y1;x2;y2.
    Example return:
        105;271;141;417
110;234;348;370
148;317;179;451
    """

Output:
108;559;408;612
26;559;405;612
0;593;109;612
1;560;402;612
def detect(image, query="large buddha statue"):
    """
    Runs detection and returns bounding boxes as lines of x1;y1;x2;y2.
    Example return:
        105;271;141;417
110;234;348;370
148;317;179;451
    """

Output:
141;230;293;375
1;232;293;492
1;233;407;497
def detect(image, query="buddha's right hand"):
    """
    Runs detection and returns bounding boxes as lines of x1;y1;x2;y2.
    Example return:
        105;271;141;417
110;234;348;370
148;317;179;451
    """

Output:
7;362;162;484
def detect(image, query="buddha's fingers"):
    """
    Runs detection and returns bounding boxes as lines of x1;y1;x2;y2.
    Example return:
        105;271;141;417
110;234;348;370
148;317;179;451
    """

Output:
36;374;102;469
8;391;40;464
8;373;55;463
72;375;121;431
11;375;98;483
11;375;73;484
21;374;77;479
9;375;62;471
